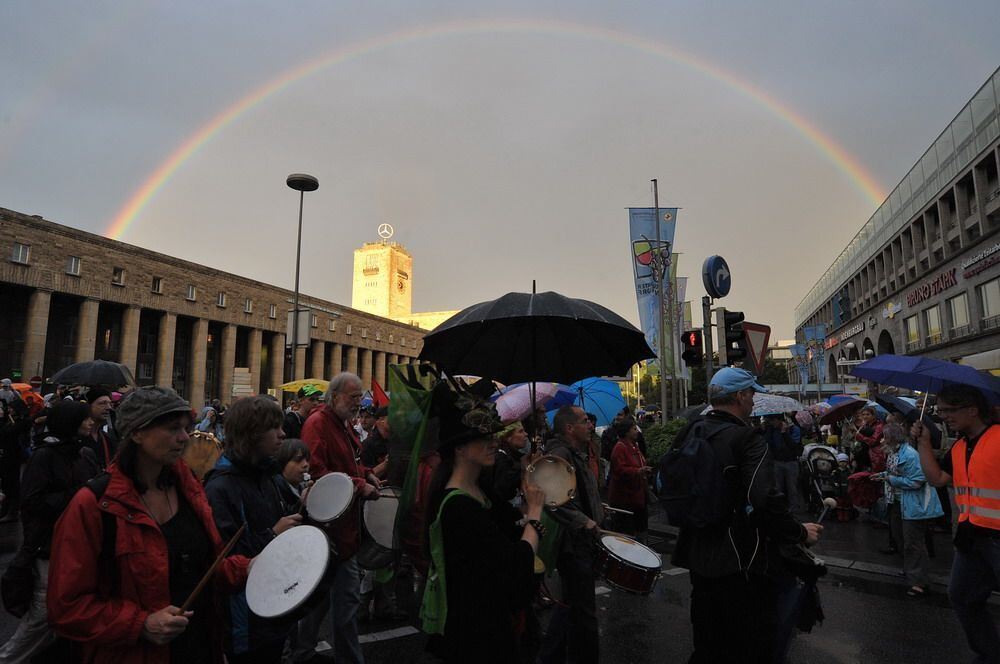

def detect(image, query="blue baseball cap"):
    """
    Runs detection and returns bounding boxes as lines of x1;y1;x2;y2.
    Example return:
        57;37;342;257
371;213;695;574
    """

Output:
709;367;768;397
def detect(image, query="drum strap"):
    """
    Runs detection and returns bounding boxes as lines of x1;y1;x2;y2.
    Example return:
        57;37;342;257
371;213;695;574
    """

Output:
419;489;472;635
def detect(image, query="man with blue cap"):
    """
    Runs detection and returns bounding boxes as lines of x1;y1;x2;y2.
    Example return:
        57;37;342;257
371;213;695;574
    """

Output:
668;367;823;663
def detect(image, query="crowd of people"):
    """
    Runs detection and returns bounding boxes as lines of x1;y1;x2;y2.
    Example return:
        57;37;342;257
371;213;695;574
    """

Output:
0;365;998;663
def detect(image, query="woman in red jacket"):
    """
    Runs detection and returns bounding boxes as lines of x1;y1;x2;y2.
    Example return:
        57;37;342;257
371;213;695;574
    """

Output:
608;418;652;538
47;386;250;664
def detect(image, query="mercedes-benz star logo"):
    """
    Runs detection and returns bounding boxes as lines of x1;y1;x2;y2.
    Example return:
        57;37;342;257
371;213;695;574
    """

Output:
377;223;394;240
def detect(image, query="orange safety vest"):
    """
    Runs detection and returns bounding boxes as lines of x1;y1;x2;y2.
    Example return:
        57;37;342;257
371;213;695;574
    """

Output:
952;425;1000;530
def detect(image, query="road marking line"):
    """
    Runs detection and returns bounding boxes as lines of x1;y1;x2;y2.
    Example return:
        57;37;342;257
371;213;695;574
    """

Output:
359;626;420;643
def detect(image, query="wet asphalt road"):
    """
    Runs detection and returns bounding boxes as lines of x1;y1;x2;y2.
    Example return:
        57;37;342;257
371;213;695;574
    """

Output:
0;518;987;663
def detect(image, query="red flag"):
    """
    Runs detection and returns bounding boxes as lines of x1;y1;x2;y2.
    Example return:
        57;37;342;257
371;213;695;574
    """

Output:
372;379;390;407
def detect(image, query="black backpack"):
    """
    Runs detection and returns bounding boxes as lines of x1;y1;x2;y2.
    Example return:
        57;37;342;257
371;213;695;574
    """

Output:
657;420;742;528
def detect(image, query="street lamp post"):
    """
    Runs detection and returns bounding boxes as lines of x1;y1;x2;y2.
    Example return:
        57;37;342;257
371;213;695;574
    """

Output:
286;173;319;384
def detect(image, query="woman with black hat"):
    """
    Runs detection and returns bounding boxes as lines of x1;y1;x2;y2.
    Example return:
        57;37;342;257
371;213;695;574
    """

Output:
421;391;546;663
0;400;100;663
47;386;251;664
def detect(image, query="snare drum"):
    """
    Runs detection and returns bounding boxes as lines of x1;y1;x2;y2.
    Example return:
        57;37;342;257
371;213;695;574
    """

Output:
357;486;400;570
306;472;355;522
246;525;333;618
594;533;662;595
526;455;576;507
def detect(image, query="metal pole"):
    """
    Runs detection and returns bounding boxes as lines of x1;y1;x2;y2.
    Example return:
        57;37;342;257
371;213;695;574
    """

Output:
291;189;304;383
669;263;679;414
702;296;713;402
652;179;669;421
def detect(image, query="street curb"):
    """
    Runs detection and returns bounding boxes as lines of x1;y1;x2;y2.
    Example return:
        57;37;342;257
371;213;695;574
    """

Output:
648;522;960;592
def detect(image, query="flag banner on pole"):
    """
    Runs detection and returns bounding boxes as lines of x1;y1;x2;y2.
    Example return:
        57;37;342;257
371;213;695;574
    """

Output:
790;343;811;387
802;325;828;383
629;207;678;376
387;364;437;553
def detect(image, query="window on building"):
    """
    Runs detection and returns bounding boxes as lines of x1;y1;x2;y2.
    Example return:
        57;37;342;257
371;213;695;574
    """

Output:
346;324;352;335
244;298;253;314
982;278;1000;329
151;277;163;294
269;304;277;319
376;331;382;341
310;314;318;328
925;305;942;344
186;285;197;301
217;292;227;308
948;293;970;334
66;256;81;276
329;320;336;332
112;266;125;285
904;316;919;349
361;328;368;338
388;334;394;343
11;242;30;264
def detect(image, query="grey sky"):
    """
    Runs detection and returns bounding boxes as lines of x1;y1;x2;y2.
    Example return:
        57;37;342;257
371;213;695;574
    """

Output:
2;1;999;339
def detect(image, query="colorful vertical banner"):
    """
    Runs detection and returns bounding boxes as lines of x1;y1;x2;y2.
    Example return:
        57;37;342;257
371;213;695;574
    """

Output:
629;207;678;376
790;344;811;387
802;325;828;383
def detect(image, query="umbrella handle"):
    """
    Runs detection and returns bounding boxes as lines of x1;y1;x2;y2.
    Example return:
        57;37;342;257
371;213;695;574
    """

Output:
919;393;929;419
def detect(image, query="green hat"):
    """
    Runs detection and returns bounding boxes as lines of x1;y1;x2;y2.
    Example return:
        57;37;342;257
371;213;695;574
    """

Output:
297;384;324;400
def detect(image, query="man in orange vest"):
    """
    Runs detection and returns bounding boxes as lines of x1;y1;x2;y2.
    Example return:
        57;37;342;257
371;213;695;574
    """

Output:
913;383;999;662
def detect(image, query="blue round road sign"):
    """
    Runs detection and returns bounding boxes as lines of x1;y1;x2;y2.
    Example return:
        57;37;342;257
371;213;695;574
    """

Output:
702;255;732;299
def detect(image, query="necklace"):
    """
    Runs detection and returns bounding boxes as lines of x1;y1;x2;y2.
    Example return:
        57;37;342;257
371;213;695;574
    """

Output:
140;487;174;524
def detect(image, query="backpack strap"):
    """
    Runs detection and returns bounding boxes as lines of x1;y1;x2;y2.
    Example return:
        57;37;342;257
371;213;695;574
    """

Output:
85;474;118;595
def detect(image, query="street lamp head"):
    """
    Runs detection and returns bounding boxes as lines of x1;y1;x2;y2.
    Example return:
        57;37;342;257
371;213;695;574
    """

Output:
286;173;319;192
865;348;875;358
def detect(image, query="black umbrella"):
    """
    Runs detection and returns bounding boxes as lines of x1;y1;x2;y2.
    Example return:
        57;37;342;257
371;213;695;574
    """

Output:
51;360;136;388
418;291;655;386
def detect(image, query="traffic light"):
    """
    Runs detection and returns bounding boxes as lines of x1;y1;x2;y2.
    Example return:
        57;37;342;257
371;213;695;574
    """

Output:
680;329;704;367
724;310;747;364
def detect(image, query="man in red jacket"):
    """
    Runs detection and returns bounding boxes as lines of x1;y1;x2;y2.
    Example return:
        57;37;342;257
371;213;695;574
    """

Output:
294;372;380;664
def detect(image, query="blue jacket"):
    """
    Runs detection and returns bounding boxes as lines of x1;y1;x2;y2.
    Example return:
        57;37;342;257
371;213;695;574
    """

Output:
887;443;944;521
204;454;294;654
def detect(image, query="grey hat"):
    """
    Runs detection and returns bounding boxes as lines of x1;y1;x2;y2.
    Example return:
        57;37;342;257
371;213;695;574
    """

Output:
116;386;192;442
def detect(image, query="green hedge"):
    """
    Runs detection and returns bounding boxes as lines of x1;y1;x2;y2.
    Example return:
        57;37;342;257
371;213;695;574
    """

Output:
643;418;689;463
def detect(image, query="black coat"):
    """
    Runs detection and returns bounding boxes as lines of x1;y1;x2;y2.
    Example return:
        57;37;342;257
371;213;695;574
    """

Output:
204;454;295;653
19;436;100;558
671;411;805;579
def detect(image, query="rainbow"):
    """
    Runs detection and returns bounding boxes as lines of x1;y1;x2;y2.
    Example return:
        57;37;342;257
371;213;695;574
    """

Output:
105;17;887;240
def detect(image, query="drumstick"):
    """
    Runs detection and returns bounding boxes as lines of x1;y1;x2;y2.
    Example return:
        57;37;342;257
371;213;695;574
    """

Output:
817;497;837;524
601;504;634;516
179;523;246;613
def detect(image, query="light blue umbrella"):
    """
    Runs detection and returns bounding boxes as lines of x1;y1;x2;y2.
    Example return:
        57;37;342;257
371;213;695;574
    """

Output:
545;377;627;427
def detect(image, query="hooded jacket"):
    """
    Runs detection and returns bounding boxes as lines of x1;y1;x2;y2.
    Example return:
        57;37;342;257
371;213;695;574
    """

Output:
47;459;249;664
203;454;295;654
19;433;100;557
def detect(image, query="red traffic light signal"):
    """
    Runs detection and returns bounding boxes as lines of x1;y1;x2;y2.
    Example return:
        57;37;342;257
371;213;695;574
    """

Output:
680;329;704;366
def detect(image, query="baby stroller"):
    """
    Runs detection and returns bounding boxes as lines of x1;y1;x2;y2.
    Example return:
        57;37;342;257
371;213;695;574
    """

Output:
800;444;843;516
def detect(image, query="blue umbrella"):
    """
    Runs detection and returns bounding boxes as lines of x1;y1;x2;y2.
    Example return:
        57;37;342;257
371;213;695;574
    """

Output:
544;377;627;427
851;354;1000;405
826;395;860;407
875;393;942;446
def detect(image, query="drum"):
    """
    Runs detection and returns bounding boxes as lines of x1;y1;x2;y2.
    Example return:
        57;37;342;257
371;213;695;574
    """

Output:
526;455;576;507
183;431;222;480
306;472;355;522
246;525;332;618
358;486;400;570
594;533;662;595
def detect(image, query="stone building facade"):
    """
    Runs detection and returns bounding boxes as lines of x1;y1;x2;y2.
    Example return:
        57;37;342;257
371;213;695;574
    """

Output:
1;207;425;406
